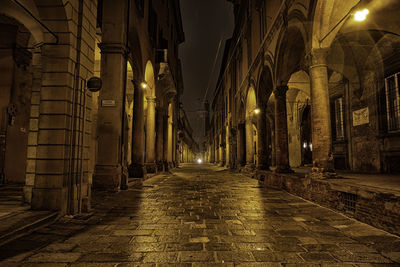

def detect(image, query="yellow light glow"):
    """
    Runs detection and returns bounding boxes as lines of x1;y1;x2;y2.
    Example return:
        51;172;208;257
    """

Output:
141;82;148;89
354;9;369;22
254;108;260;114
197;158;202;164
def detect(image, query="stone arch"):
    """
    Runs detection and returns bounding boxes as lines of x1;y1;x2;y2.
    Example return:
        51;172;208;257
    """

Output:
275;22;308;85
286;70;311;167
312;0;361;49
256;65;275;106
0;0;44;45
255;66;274;169
245;86;257;166
245;86;257;119
144;60;155;97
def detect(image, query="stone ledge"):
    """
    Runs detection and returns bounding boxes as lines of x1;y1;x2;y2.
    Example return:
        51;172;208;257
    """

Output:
256;170;400;236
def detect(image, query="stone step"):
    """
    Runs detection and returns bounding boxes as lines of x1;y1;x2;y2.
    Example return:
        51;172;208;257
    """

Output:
0;210;59;246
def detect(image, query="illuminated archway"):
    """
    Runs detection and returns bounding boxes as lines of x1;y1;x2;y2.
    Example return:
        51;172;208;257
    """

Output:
167;102;173;163
245;86;257;165
143;61;157;171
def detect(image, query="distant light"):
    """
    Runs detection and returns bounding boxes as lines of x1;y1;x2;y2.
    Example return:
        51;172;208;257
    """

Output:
303;142;307;149
254;108;260;115
141;82;148;89
197;158;202;164
354;9;369;22
309;143;313;151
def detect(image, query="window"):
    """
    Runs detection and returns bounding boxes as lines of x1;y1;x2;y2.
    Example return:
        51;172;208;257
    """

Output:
385;72;400;131
334;97;345;140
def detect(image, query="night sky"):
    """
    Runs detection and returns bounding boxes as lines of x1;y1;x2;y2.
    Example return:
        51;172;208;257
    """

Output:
180;0;234;145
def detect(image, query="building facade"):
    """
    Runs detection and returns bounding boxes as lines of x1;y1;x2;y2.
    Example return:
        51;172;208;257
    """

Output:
0;0;195;215
178;105;199;164
207;0;400;175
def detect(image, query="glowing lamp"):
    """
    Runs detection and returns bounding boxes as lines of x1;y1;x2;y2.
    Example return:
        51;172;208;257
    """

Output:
197;158;202;164
254;108;260;115
141;82;148;89
354;9;369;22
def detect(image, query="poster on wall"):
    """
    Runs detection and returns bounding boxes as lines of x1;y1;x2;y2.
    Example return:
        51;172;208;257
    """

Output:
353;107;369;126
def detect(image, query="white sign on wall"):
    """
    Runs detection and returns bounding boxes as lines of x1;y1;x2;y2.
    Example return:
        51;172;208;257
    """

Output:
102;100;116;107
353;107;369;126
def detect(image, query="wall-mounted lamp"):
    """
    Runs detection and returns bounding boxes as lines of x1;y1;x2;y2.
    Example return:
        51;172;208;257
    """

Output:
353;8;369;22
253;108;260;115
141;82;148;89
319;2;370;44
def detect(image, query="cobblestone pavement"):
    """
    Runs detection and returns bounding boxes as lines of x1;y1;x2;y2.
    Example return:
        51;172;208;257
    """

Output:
1;164;400;266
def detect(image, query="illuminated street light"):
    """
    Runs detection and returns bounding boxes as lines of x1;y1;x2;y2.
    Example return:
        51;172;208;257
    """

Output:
197;158;203;164
320;6;370;44
354;9;369;22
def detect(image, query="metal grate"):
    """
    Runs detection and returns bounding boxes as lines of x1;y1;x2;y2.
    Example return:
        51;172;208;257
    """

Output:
334;97;345;140
342;192;357;213
385;73;400;131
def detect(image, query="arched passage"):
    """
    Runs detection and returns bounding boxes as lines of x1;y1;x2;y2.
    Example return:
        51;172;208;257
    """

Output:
312;0;400;173
256;66;274;170
167;102;173;164
286;70;311;167
274;24;307;172
245;86;257;166
236;101;246;167
0;14;37;187
144;60;157;172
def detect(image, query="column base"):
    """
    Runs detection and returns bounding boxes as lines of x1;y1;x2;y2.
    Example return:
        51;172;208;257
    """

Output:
168;162;174;170
156;161;164;172
274;166;294;174
163;161;170;172
308;167;337;179
120;165;129;190
245;163;256;171
93;165;121;191
145;163;158;174
257;164;270;171
128;163;147;178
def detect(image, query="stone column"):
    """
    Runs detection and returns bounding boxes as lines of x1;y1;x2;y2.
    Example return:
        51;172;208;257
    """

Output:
163;112;169;171
237;123;245;166
145;96;157;173
257;105;270;170
210;139;215;163
245;119;255;166
156;107;164;171
309;49;334;172
167;115;173;165
225;125;230;167
93;43;127;190
219;134;224;166
128;80;146;178
274;85;292;173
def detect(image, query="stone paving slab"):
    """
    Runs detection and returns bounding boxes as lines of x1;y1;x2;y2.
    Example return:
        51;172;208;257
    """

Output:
0;164;399;266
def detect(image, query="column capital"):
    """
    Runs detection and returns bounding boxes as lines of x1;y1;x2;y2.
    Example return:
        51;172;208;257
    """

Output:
309;48;329;67
274;85;289;97
98;42;128;55
146;96;156;103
